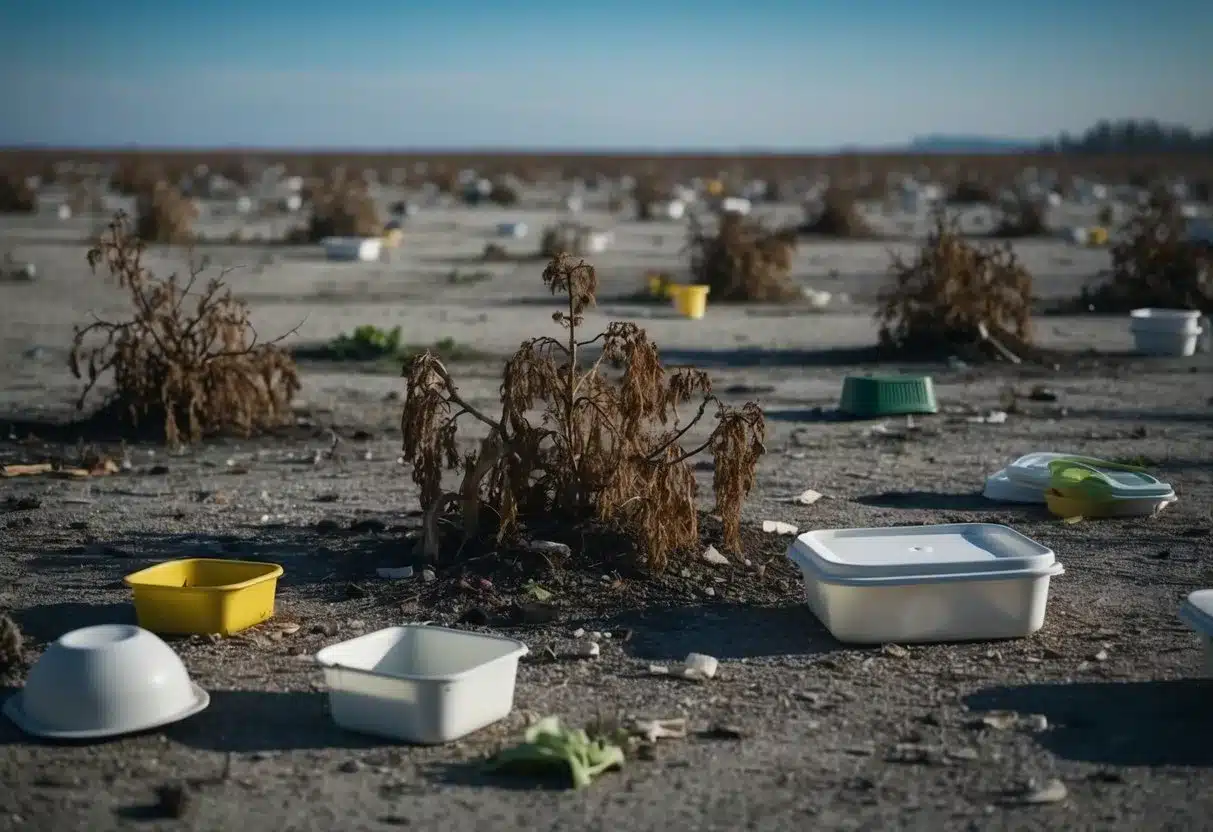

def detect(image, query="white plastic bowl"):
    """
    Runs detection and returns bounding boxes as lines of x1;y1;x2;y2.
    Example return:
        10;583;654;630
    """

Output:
315;625;528;744
1129;308;1202;334
1131;327;1202;357
2;624;209;739
787;524;1063;644
1179;590;1213;677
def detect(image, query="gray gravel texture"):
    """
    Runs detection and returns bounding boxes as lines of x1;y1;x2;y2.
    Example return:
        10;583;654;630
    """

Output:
1;191;1211;832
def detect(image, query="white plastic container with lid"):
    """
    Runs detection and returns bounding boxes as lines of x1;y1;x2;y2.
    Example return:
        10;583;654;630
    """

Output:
1179;590;1213;677
315;624;528;744
787;523;1064;644
982;468;1046;503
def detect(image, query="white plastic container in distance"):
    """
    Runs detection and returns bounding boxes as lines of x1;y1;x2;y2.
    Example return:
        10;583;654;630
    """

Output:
1129;308;1203;357
787;523;1064;644
1179;590;1213;677
315;625;529;744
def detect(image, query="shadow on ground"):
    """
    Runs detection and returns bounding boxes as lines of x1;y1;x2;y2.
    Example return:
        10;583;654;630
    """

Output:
855;491;1009;512
14;602;136;642
604;603;836;661
964;680;1213;767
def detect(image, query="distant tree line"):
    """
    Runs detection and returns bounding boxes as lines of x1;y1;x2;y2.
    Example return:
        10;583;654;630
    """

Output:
1041;119;1213;153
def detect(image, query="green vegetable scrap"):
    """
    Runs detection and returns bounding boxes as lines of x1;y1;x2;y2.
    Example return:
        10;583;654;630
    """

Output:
484;717;625;789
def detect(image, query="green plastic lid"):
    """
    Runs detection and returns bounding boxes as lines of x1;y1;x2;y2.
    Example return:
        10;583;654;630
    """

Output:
839;375;937;418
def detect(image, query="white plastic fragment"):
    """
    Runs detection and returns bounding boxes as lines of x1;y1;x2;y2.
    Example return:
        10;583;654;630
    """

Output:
702;545;730;565
681;652;719;680
762;520;799;535
631;717;687;742
572;641;600;659
525;540;572;558
787;489;824;506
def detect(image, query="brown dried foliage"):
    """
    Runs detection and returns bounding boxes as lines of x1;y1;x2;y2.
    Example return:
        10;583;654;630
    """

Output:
488;182;520;207
1081;192;1213;313
0;175;37;213
399;254;766;571
991;193;1048;238
306;176;381;242
801;188;873;237
687;212;800;302
135;182;198;244
878;210;1034;355
70;213;301;446
539;222;591;259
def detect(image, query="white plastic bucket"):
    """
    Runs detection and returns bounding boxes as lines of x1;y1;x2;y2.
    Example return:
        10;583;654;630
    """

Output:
787;524;1063;644
315;625;528;744
1129;308;1203;334
1179;590;1213;677
1131;328;1202;357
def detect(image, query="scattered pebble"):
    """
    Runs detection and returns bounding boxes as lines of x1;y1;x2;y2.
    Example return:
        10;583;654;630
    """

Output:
762;520;799;535
421;569;436;583
702;545;730;566
1004;778;1068;806
882;643;910;659
682;652;719;680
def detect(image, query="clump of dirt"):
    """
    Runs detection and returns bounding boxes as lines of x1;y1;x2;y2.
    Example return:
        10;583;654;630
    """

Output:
0;613;24;679
687;213;800;302
800;188;873;237
1079;192;1213;312
306;176;381;242
69;213;301;446
135;182;198;244
0;175;37;214
399;253;766;572
878;210;1034;360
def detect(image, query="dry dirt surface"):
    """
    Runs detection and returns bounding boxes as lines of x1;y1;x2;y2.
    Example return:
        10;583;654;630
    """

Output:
1;194;1212;832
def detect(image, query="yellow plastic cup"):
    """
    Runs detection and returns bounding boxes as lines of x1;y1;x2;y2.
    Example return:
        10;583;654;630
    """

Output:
1087;226;1108;246
671;284;710;319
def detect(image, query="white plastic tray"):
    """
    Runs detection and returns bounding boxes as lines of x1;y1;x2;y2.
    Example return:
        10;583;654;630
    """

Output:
1179;590;1213;677
787;523;1063;644
315;625;528;744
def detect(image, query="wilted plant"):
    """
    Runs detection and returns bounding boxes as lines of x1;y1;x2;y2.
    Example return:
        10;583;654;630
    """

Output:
1080;192;1213;312
878;210;1033;357
400;253;766;571
70;213;300;446
991;193;1048;238
687;212;799;302
632;177;669;221
0;175;37;213
307;176;381;241
539;222;591;259
800;188;873;237
135;182;198;244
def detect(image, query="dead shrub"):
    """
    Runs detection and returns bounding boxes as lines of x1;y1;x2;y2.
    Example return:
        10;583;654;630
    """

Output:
687;212;800;302
110;161;163;197
633;177;670;221
399;253;766;571
878;210;1034;358
1079;192;1213;312
68;181;106;215
800;188;873;237
488;182;520;207
307;177;381;242
69;213;301;446
947;180;996;205
482;242;511;262
539;222;591;259
0;176;37;213
991;193;1048;238
135;182;197;244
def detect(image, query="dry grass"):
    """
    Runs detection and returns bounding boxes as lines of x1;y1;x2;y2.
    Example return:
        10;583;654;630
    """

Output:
0;175;37;213
306;176;381;242
1080;192;1213;312
688;213;800;302
878;210;1034;358
69;213;301;446
400;253;766;571
135;182;198;244
800;188;873;237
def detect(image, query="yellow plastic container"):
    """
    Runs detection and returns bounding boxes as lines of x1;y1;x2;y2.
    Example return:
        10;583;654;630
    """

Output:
1087;226;1108;246
124;558;284;636
671;284;710;319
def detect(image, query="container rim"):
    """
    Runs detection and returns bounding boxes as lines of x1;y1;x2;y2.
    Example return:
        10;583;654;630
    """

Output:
789;543;1064;587
1180;591;1213;637
314;624;530;683
123;558;284;591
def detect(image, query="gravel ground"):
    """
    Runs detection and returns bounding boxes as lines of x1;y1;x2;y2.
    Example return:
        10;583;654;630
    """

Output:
1;196;1211;832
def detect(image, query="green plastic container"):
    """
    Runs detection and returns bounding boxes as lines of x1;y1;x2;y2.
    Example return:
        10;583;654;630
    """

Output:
838;375;937;418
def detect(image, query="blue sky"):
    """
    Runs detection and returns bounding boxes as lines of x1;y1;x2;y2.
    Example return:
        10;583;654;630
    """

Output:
1;0;1210;149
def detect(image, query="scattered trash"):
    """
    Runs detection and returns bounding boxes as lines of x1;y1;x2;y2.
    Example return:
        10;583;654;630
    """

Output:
1;458;121;478
1002;778;1068;806
630;717;687;742
702;545;730;566
525;540;572;558
966;410;1008;424
570;641;600;659
523;580;553;602
484;716;625;789
681;652;719;680
762;520;799;535
786;489;824;505
421;569;436;583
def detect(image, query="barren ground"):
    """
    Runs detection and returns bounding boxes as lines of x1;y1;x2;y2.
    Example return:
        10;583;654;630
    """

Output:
1;197;1211;832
